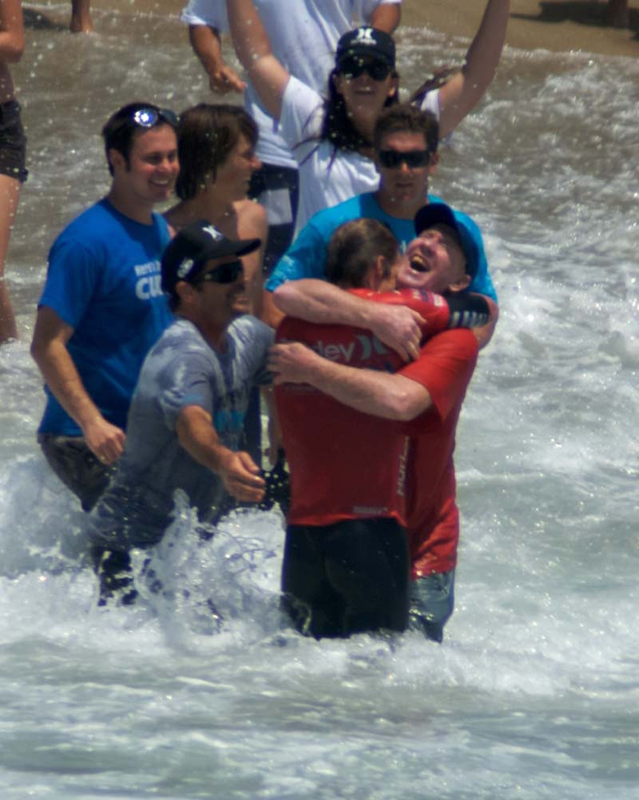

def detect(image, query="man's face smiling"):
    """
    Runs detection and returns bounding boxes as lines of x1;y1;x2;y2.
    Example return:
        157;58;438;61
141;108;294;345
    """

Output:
375;131;435;211
195;257;249;325
397;225;470;295
120;124;179;206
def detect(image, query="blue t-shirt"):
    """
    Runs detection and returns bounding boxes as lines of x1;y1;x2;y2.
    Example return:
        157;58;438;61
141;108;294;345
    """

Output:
265;192;497;302
37;199;174;436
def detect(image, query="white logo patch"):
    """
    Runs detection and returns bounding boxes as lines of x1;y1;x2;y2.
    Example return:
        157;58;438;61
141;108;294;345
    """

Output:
353;27;376;46
177;257;194;279
202;224;223;241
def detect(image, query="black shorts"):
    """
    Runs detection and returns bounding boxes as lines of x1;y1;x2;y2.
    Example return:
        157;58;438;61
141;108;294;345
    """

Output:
248;162;298;276
281;518;409;639
0;100;27;183
38;433;113;512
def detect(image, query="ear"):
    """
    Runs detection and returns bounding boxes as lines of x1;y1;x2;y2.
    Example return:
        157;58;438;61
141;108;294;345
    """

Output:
332;71;345;97
428;152;440;176
175;280;199;306
447;272;472;294
108;148;125;173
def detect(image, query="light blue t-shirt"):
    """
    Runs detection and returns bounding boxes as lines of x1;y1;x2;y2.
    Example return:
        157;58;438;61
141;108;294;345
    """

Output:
89;316;274;550
37;199;174;436
265;192;497;302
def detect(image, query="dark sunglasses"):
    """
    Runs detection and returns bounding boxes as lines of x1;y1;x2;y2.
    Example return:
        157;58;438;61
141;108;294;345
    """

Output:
339;57;392;81
132;107;178;129
378;149;431;169
197;260;244;285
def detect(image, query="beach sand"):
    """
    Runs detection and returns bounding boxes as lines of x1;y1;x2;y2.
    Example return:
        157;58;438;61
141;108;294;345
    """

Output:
402;0;639;58
31;0;639;58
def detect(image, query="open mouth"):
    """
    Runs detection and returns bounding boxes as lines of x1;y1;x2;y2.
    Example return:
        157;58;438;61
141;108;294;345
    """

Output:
409;256;428;273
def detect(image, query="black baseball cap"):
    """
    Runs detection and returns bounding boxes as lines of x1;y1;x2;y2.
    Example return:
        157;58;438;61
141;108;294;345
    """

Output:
414;203;480;279
161;220;261;295
335;27;396;69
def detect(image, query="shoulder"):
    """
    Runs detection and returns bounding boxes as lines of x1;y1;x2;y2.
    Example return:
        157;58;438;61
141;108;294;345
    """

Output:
230;314;274;345
235;198;268;236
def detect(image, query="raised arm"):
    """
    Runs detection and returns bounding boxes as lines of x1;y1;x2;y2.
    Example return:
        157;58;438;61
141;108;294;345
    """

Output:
369;2;401;33
269;341;431;421
0;0;24;63
30;307;126;465
274;279;424;362
225;0;290;120
437;0;510;139
188;23;246;94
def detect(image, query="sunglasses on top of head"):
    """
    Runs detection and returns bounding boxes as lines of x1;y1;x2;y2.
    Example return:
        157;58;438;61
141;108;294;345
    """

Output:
377;149;432;169
197;260;244;286
131;107;179;129
339;57;392;82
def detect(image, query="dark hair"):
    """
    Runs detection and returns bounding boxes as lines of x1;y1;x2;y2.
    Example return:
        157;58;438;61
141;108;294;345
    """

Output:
175;104;258;201
373;104;439;155
101;102;177;176
407;66;462;108
320;66;400;153
326;219;399;288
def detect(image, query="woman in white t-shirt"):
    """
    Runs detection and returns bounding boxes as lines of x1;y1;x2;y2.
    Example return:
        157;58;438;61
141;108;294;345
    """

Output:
226;0;510;233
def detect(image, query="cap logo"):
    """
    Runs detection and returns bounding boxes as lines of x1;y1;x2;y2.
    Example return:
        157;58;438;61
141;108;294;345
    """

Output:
202;224;223;241
177;257;194;279
353;27;377;46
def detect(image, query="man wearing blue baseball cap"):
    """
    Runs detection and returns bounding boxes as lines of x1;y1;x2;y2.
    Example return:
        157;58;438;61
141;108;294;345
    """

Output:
269;201;497;642
88;219;275;606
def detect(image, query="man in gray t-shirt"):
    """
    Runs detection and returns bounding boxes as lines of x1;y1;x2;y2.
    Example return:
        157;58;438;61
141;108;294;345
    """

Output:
89;220;274;605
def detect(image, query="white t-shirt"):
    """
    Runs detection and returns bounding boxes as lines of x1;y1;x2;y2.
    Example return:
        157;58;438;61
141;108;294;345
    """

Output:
181;0;402;169
279;76;440;235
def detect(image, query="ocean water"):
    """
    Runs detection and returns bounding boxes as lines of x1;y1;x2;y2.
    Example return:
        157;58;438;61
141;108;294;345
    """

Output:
1;4;638;798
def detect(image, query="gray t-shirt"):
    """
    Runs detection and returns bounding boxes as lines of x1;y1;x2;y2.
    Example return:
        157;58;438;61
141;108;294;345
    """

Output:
89;316;273;551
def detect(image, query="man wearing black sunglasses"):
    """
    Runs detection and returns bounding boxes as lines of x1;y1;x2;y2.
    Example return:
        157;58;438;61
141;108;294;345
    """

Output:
263;103;497;345
31;103;179;513
88;220;275;606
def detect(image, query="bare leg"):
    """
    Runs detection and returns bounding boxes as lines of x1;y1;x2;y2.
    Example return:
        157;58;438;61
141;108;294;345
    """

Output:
605;0;629;27
70;0;93;33
0;173;21;343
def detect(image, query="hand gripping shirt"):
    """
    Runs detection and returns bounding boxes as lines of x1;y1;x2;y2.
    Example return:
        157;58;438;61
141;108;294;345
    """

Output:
275;287;481;527
89;316;274;551
37;199;174;436
181;0;401;169
266;191;497;302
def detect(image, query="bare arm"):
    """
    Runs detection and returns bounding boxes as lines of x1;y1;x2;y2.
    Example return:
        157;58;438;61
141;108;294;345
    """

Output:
273;280;423;362
437;0;510;138
188;24;246;95
369;3;401;33
225;0;290;120
176;405;265;502
269;341;431;421
30;307;126;464
0;0;24;63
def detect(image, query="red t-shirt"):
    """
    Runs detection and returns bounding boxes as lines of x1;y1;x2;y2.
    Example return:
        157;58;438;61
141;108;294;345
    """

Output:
398;330;478;577
275;288;451;527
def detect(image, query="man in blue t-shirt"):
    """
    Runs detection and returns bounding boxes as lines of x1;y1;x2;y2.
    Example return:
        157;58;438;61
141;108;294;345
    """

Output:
31;103;180;511
262;103;497;330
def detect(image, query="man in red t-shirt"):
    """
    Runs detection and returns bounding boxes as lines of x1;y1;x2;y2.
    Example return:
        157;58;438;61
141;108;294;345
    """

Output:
270;202;495;642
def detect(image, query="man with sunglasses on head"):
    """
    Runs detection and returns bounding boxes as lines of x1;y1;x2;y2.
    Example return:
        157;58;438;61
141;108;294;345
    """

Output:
262;103;497;337
88;220;274;606
31;103;180;513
